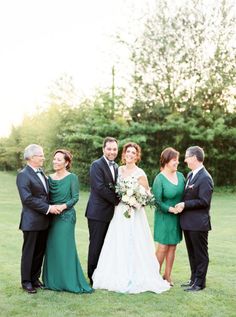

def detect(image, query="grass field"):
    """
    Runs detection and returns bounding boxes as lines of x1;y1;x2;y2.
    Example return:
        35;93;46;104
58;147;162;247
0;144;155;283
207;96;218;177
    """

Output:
0;171;236;317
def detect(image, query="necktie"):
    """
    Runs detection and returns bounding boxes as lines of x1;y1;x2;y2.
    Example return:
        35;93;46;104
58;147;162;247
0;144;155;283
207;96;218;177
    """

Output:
188;172;193;183
186;172;193;188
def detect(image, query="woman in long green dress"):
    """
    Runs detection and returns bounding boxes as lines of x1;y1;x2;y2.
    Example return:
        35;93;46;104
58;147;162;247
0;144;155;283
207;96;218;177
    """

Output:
42;149;93;294
152;147;185;286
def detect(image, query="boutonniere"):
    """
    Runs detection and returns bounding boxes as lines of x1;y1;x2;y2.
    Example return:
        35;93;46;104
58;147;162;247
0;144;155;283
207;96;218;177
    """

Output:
188;184;194;189
108;182;115;190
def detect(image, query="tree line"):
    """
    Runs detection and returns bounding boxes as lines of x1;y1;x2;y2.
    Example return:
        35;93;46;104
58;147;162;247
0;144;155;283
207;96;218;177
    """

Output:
0;0;235;187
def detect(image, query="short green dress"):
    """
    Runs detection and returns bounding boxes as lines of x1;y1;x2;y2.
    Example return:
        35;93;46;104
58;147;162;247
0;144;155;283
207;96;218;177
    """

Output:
152;172;185;245
42;173;93;293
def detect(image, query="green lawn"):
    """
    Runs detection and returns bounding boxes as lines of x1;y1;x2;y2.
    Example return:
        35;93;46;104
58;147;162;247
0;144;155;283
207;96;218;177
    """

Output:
0;171;236;317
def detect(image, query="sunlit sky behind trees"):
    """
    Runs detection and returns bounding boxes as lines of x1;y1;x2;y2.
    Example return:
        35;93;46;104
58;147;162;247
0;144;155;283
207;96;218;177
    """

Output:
0;0;155;137
0;0;234;137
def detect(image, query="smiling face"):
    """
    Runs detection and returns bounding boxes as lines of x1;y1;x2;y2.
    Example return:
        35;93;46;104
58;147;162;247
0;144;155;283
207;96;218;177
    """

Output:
52;152;67;172
184;151;196;170
28;148;45;169
124;146;138;164
103;141;118;161
166;156;179;172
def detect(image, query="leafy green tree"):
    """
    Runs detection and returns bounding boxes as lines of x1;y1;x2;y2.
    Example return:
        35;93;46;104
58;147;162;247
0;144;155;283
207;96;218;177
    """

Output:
57;90;127;185
129;0;236;121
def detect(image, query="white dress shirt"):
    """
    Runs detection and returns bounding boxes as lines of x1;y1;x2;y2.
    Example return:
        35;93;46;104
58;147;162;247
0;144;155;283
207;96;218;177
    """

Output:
103;156;115;180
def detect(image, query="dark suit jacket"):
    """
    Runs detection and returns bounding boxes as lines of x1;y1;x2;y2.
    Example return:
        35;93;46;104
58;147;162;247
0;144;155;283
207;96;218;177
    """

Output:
85;156;119;222
16;165;50;231
180;167;214;231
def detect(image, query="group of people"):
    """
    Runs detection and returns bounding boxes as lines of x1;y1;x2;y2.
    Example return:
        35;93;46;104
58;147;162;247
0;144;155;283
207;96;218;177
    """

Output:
16;137;214;295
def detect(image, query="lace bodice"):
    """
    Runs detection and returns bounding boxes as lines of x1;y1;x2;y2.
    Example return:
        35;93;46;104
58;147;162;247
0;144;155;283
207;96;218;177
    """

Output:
118;166;146;181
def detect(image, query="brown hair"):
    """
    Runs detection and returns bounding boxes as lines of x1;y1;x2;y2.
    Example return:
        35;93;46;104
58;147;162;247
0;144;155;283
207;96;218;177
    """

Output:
160;147;179;168
121;142;141;164
53;149;73;170
103;137;118;148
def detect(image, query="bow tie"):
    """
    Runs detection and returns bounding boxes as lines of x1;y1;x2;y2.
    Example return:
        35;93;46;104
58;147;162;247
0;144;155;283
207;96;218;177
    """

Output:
36;168;44;174
108;161;115;166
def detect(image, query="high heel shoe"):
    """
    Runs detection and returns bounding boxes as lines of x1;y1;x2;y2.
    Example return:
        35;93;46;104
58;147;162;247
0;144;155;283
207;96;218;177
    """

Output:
163;275;174;287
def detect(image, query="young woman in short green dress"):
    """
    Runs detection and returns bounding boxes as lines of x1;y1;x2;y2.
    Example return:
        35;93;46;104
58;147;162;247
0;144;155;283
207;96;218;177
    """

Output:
152;147;185;286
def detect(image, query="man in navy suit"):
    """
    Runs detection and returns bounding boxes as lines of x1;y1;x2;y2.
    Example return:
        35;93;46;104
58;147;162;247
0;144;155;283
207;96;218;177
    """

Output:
85;137;119;285
176;146;214;291
16;144;60;293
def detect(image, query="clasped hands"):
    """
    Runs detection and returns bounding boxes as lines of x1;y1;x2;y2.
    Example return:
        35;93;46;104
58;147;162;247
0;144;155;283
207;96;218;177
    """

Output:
169;202;185;214
49;204;67;215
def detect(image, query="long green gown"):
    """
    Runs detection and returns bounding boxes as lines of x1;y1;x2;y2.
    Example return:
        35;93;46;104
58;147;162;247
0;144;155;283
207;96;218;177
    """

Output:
42;173;93;293
152;172;185;245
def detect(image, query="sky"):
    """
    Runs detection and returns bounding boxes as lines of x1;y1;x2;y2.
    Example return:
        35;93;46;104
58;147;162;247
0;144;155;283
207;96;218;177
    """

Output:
0;0;155;137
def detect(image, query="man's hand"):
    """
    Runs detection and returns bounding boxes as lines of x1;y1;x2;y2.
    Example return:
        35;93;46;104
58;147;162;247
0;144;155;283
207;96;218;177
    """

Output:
175;202;185;213
169;206;179;214
49;205;61;214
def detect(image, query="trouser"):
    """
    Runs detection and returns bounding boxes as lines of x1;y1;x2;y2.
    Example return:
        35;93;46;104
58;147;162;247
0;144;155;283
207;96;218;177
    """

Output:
184;230;209;287
87;219;109;280
21;230;48;284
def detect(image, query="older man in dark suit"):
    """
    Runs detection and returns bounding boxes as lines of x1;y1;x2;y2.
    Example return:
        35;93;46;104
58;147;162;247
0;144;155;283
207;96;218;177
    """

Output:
85;137;119;285
16;144;59;294
176;146;214;292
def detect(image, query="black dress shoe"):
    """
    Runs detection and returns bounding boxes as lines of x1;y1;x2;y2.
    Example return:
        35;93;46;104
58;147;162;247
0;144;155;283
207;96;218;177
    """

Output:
22;282;37;294
184;284;205;292
33;279;45;289
181;280;194;287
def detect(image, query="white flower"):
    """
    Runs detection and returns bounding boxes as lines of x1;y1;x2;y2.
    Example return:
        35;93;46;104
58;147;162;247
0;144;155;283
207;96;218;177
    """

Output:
126;188;134;197
122;195;130;203
115;175;156;218
129;196;138;206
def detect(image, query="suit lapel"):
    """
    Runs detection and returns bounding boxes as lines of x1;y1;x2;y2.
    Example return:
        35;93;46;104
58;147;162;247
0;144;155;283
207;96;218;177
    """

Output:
101;157;116;183
185;167;205;191
190;167;204;184
26;165;48;193
114;163;119;182
41;170;49;192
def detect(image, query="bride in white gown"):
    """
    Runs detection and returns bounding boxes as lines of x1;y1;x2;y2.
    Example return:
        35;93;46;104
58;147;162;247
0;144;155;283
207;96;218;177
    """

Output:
92;142;170;294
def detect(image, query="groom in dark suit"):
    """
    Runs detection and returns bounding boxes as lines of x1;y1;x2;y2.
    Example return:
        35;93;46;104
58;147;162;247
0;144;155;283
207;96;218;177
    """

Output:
176;146;214;292
16;144;60;293
85;137;119;285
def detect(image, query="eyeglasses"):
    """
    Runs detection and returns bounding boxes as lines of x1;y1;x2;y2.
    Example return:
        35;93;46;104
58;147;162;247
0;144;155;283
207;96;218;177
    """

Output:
185;155;194;159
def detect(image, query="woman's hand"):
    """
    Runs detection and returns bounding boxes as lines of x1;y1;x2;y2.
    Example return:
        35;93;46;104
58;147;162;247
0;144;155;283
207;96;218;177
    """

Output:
175;202;185;213
55;203;67;213
168;206;179;214
169;204;184;214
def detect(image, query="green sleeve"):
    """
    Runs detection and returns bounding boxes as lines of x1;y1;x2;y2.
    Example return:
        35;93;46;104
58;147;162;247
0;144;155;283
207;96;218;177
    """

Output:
66;174;79;209
152;174;170;213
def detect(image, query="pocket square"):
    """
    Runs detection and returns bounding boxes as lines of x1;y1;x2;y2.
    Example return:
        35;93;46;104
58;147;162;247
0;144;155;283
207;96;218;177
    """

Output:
188;184;194;189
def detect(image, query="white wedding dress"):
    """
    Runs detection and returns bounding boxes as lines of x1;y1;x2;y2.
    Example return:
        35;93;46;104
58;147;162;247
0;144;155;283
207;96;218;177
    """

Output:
92;167;170;294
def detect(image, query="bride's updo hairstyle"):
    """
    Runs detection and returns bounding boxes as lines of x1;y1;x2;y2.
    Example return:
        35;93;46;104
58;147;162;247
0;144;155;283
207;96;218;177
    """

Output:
121;142;141;164
53;149;73;170
160;147;179;169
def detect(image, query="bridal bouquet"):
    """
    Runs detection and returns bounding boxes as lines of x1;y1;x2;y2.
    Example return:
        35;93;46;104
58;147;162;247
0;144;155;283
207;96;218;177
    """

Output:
115;176;156;218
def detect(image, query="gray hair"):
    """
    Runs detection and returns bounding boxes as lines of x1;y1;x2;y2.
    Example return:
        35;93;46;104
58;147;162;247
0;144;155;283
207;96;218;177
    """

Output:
186;146;205;162
23;144;43;160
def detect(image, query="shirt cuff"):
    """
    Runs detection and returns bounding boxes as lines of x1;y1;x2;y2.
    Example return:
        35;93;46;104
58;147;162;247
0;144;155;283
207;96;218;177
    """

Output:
46;205;51;215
